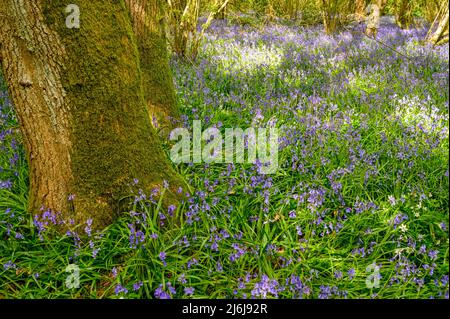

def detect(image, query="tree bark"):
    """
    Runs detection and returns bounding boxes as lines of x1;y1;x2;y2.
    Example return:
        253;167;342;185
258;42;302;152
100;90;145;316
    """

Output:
396;0;413;29
125;0;180;131
214;0;228;19
355;0;366;22
320;0;339;34
365;0;385;37
0;0;185;229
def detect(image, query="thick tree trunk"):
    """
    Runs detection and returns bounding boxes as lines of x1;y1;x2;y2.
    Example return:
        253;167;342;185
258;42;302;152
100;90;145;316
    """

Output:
0;0;185;229
427;2;449;46
125;0;180;131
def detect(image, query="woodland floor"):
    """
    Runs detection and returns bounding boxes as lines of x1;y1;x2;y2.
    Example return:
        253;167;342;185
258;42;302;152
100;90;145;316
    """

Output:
0;19;448;299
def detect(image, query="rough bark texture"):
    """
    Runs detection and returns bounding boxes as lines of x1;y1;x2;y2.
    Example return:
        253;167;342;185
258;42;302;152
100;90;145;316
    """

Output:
0;0;185;229
125;0;180;131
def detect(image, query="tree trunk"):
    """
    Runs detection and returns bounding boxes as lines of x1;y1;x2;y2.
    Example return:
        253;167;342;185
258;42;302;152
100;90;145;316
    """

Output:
396;0;413;29
215;0;227;19
427;1;449;46
320;0;339;34
355;0;366;22
0;0;185;229
167;0;200;59
365;0;385;37
423;0;441;23
125;0;180;131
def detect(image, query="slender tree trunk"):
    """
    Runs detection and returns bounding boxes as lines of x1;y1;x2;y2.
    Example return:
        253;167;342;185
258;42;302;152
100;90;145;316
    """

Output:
287;0;300;20
0;0;185;229
0;1;73;223
167;0;199;59
125;0;180;131
215;0;227;19
321;0;339;34
396;0;413;29
355;0;366;22
423;0;441;23
427;1;449;46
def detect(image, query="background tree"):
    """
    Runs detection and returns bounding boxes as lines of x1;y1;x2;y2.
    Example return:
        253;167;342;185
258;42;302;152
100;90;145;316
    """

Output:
281;0;301;20
318;0;354;34
355;0;367;22
167;0;200;58
125;0;179;131
366;0;387;37
0;0;185;229
319;0;341;34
